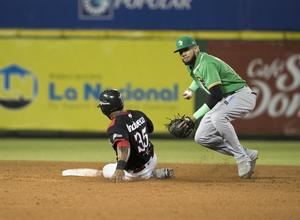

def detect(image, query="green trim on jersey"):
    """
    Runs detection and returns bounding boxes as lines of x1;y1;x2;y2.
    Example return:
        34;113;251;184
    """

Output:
188;52;246;95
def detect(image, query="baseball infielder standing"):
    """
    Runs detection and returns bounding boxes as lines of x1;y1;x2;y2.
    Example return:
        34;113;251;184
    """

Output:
174;36;258;179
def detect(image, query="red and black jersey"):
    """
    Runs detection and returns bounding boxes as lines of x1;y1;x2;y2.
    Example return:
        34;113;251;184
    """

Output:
107;110;154;172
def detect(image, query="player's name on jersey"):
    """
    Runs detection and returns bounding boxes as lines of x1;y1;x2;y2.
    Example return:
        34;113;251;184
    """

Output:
126;117;146;132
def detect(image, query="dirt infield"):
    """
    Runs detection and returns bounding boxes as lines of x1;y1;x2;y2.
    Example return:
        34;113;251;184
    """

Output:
0;161;299;220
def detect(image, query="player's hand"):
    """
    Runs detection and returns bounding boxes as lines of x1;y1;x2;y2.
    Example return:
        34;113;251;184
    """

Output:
179;116;195;129
111;169;125;183
183;89;193;100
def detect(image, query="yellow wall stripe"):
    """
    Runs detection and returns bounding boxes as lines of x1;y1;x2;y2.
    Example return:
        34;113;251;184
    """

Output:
0;29;300;40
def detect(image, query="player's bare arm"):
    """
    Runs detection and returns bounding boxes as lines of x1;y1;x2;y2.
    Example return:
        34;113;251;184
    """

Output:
112;144;130;183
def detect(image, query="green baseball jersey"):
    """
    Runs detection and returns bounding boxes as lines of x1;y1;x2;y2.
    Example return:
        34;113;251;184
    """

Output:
187;52;246;95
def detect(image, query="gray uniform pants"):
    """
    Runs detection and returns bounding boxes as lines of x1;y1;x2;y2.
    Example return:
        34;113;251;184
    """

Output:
194;86;257;163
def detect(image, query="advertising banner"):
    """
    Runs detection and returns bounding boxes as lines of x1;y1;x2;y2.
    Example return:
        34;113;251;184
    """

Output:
0;38;192;132
0;0;299;30
207;41;300;136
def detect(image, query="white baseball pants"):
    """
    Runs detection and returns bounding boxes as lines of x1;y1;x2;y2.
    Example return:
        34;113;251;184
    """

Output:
102;153;157;181
194;86;257;162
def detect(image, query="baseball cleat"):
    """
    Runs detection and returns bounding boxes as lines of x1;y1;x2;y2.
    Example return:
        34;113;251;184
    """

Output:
165;168;175;178
153;168;175;179
244;148;259;176
237;160;252;179
249;150;258;176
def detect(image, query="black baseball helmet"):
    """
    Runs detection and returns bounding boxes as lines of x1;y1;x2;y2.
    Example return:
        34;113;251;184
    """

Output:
97;89;124;118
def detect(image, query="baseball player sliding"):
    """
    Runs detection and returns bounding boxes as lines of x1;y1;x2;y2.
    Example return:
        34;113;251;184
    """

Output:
97;89;174;183
171;36;258;179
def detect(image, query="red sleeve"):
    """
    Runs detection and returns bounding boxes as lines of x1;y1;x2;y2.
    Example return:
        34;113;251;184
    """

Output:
114;139;130;148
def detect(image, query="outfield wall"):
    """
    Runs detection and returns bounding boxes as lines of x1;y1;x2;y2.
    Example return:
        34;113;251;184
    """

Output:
0;30;299;137
205;40;300;137
0;34;192;133
0;0;299;137
0;0;299;30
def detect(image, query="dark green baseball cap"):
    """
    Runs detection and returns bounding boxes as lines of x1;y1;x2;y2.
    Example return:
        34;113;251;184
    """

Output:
174;36;197;53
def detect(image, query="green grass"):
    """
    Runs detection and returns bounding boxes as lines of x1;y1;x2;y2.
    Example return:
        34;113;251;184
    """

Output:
0;139;299;166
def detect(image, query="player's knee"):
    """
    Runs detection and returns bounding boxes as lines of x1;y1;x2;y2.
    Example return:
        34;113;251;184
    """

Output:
195;134;211;147
102;163;116;179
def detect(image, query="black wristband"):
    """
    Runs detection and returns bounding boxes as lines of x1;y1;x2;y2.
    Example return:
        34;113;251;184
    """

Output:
116;160;127;170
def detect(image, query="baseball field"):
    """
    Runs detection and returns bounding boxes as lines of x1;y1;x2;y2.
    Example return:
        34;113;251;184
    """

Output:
0;138;299;220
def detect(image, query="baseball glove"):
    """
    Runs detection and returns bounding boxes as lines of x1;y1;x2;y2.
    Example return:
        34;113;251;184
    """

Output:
165;114;195;138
